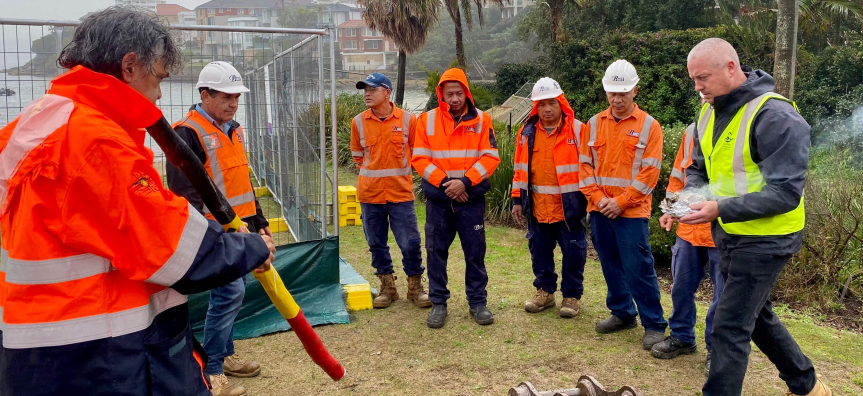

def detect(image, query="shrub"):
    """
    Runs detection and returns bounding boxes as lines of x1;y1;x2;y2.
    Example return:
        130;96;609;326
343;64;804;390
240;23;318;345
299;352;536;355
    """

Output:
485;121;519;225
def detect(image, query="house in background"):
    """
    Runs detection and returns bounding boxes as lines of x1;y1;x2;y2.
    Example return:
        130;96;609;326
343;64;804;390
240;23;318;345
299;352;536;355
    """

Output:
501;0;535;18
193;0;285;56
317;3;362;32
115;0;166;13
337;19;398;73
156;4;191;24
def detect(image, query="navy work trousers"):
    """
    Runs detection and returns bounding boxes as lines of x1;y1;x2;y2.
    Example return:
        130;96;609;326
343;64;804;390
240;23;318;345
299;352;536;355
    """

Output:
360;201;424;277
527;218;588;299
425;198;488;308
669;236;724;349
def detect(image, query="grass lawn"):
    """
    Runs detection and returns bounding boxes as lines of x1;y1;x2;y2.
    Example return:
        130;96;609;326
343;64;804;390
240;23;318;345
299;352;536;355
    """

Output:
230;168;863;395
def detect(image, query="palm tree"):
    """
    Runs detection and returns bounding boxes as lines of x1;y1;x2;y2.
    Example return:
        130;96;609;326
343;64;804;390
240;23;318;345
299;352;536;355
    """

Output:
444;0;508;69
774;0;800;98
358;0;440;106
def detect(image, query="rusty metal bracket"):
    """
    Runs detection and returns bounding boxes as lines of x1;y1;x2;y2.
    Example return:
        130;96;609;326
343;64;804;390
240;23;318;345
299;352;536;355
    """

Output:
508;375;641;396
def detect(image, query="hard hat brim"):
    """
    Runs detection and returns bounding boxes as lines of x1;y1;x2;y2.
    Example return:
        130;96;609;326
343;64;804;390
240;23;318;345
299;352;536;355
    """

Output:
216;85;251;94
602;83;637;93
531;92;561;102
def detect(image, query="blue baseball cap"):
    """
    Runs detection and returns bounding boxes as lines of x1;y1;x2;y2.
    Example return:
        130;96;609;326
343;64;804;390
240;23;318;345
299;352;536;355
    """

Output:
356;73;392;90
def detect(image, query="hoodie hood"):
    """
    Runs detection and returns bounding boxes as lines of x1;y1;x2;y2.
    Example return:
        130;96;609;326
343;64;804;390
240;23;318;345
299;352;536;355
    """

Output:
436;68;474;113
712;66;775;115
527;94;575;126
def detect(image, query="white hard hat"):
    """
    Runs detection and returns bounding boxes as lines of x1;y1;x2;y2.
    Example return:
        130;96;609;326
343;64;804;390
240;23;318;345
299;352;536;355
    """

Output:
602;59;639;93
531;77;564;101
196;61;250;94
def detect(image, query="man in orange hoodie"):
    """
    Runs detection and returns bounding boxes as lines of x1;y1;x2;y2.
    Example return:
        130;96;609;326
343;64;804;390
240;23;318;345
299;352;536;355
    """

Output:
579;59;668;350
412;68;500;329
511;77;588;318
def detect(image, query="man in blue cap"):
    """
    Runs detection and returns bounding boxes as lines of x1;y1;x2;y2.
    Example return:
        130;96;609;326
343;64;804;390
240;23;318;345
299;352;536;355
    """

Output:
350;73;430;309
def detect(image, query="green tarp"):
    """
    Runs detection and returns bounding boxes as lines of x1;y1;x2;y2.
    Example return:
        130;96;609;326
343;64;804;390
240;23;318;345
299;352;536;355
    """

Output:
189;236;349;340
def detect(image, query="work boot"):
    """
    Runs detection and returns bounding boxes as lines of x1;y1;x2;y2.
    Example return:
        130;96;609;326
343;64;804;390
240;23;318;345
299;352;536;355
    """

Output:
373;273;399;308
704;350;712;377
789;375;832;396
209;374;246;396
223;354;261;378
642;329;666;350
427;304;447;328
524;288;555;313
406;275;432;308
559;298;581;318
650;336;697;359
469;305;494;325
595;315;637;334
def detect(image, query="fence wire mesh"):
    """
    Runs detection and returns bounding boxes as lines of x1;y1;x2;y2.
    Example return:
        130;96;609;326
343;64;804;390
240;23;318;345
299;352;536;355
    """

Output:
0;19;338;244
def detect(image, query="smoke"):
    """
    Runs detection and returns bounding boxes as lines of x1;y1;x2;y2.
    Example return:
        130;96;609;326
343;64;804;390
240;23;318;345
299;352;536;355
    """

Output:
812;105;863;151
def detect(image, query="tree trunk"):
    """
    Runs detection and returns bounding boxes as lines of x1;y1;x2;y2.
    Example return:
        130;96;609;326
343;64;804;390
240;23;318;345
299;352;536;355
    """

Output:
395;49;406;107
774;0;799;99
550;0;563;43
454;7;467;68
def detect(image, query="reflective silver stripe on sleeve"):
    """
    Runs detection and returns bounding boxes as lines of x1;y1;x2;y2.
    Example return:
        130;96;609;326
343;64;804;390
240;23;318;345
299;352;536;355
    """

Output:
513;163;529;173
202;191;257;215
641;157;661;169
423;163;438;180
413;147;433;157
425;109;436;136
351;151;364;157
479;149;499;158
1;250;112;285
147;203;209;286
472;162;488;179
578;176;597;188
670;168;685;182
0;288;187;349
631;180;654;195
681;123;695;169
512;181;528;190
555;164;579;174
579;155;594;165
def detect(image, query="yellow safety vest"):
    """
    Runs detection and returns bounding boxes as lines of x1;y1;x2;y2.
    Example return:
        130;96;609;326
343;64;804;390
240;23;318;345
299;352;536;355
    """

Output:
698;92;805;236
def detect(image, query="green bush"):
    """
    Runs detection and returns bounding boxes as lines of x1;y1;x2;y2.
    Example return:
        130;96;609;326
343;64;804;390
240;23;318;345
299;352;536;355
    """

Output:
485;121;519;225
649;212;678;267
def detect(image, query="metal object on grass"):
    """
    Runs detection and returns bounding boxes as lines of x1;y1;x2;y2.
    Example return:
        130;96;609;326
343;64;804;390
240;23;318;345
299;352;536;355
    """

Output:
508;375;641;396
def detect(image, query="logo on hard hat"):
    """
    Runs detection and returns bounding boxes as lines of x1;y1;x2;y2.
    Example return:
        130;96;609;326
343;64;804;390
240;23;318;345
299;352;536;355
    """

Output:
612;76;625;82
229;75;242;82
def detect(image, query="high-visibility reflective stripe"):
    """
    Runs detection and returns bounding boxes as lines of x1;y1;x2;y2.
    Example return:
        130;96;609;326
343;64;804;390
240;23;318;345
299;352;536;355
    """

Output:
359;167;412;177
479;149;499;158
681;123;696;170
202;191;256;215
579;155;594;165
423;163;438;180
427;149;480;159
596;176;632;188
0;94;75;216
587;115;599;171
572;119;583;147
401;111;411;169
354;114;366;147
561;183;580;193
670;168;685;182
425;109;436;136
696;105;713;140
556;164;579;174
446;170;466;178
351;150;364;157
413;147;432;157
531;185;561;194
514;162;528;172
632;180;654;195
578;176;596;188
146;204;209;286
641;157;661;169
732;93;771;196
472;162;488;179
477;110;484;134
185;118;226;198
1;249;111;285
630;115;654;180
513;181;528;190
0;288;187;349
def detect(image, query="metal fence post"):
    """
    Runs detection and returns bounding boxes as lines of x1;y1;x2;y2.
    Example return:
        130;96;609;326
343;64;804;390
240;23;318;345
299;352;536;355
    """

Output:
329;28;339;236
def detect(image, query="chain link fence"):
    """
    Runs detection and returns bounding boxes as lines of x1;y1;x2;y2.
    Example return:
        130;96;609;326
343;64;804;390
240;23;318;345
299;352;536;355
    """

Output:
0;19;338;244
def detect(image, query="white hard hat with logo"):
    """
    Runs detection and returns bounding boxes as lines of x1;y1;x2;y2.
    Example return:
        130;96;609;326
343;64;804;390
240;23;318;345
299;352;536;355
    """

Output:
602;59;639;93
531;77;564;101
196;61;250;94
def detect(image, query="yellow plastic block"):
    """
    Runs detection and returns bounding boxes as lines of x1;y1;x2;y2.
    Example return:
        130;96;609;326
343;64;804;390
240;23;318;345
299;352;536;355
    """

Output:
338;185;357;204
254;186;270;198
339;202;361;216
339;214;362;227
267;217;289;233
343;283;373;311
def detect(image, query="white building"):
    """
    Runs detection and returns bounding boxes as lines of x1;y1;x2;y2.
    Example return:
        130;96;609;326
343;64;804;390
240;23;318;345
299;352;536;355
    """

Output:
228;16;261;56
177;10;197;25
501;0;535;19
115;0;167;13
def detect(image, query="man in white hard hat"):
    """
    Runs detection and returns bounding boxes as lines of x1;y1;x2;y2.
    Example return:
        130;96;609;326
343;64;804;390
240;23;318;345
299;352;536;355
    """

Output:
511;77;589;318
579;59;667;350
167;61;269;396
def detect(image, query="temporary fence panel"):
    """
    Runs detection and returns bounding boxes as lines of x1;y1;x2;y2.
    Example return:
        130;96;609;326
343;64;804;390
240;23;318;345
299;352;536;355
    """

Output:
0;19;339;243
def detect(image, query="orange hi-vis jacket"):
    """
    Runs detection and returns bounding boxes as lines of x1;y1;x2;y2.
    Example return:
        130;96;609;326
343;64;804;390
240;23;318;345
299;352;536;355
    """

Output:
667;123;715;247
412;68;500;202
174;109;256;219
579;104;663;219
511;94;588;225
350;104;417;203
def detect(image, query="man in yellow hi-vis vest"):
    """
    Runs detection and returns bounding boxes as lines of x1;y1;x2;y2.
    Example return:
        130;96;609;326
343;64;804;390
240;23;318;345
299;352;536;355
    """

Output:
680;38;831;396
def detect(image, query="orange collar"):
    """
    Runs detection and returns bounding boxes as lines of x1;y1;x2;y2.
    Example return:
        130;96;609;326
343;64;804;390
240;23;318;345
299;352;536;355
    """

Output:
600;103;643;122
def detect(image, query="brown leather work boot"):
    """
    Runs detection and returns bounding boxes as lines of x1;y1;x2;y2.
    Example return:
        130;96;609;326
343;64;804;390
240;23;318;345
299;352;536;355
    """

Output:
209;373;246;396
223;354;261;378
373;273;399;308
789;375;832;396
524;288;555;313
406;275;432;308
559;297;581;318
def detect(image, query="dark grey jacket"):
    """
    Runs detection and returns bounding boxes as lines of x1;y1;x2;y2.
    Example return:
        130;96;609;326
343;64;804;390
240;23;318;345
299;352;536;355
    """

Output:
685;67;810;254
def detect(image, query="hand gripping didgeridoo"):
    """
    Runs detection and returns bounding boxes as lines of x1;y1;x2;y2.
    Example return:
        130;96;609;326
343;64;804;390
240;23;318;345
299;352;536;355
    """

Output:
146;116;346;381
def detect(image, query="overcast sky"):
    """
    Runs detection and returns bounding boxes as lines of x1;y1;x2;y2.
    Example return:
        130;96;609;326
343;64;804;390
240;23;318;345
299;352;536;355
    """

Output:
0;0;205;21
